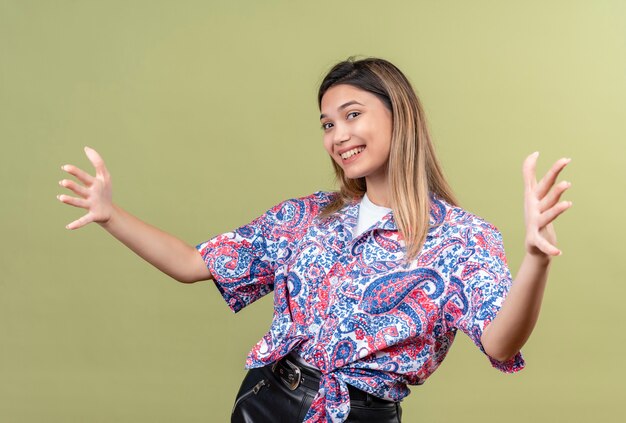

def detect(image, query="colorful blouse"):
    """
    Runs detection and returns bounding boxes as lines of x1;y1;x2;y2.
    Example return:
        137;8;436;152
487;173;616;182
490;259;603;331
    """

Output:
196;191;524;423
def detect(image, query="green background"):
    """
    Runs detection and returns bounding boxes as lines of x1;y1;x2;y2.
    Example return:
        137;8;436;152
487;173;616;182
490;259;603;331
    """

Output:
1;1;624;421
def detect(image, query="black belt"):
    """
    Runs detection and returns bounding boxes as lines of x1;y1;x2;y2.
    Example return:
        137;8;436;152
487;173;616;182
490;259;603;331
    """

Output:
271;353;395;405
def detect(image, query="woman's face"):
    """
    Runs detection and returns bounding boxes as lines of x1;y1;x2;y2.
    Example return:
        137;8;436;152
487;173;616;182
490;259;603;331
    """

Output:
320;84;392;184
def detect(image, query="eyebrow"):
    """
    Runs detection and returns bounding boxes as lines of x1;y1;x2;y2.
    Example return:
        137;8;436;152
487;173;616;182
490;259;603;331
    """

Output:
319;100;364;120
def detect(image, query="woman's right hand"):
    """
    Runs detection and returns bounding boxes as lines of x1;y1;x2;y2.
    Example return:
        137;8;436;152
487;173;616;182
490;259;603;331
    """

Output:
57;147;211;282
58;146;113;230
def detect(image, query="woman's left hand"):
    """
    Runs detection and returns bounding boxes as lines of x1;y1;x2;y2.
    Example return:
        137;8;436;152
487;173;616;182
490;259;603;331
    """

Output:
522;152;572;257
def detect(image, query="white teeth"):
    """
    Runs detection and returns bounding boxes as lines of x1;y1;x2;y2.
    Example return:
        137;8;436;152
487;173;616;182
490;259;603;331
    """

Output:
340;146;365;159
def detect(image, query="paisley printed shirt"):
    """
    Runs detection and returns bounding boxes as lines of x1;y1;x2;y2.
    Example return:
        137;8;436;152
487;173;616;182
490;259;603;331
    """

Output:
196;191;525;423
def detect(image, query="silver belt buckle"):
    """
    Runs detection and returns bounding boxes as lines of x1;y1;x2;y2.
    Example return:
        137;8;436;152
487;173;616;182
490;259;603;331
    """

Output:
276;359;301;391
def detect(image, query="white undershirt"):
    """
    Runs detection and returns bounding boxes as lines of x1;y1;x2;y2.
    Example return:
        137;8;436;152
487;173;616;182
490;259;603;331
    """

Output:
354;193;393;237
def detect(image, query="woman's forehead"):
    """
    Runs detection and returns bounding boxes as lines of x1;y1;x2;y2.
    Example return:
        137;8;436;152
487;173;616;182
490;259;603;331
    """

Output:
320;84;382;114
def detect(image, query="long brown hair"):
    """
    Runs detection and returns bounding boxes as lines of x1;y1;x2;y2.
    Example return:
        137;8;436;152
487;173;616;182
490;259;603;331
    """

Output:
318;57;458;260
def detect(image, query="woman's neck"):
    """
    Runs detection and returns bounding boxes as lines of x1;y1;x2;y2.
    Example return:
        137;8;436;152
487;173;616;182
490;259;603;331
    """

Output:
365;174;391;208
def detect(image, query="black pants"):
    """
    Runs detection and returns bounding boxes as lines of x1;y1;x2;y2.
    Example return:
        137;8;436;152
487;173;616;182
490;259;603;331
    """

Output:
231;364;402;423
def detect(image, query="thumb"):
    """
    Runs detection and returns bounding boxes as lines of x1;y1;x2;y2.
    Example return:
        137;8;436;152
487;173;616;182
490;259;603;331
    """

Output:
84;146;109;178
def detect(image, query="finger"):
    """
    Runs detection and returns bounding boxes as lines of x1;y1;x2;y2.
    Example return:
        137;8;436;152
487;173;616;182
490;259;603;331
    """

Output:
66;213;94;230
534;236;562;256
522;152;539;193
62;164;95;186
59;179;89;198
57;194;89;209
539;180;571;212
539;200;573;228
536;157;571;199
84;146;110;179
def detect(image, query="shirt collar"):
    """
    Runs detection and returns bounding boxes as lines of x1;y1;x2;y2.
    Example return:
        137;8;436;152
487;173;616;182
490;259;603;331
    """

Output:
333;193;449;239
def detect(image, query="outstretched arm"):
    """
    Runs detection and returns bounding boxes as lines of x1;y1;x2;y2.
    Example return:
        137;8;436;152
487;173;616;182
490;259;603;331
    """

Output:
480;152;572;362
58;147;212;283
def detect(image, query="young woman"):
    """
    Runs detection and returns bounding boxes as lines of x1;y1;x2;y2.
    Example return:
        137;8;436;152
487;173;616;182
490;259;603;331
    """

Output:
58;58;572;423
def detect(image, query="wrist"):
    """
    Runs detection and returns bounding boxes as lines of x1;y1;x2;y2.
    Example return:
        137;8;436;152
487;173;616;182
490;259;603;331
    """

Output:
524;248;553;267
98;204;119;230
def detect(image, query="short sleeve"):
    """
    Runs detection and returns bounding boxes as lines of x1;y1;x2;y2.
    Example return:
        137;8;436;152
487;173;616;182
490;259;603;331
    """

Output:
443;222;525;373
196;198;304;313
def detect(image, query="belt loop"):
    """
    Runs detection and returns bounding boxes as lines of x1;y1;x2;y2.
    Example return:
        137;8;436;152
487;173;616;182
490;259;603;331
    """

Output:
364;392;372;407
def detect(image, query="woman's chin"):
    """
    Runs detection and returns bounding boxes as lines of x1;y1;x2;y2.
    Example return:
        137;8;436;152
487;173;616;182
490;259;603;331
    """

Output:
342;172;365;181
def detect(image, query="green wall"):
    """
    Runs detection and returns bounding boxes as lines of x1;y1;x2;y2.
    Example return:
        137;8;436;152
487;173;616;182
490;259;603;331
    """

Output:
1;1;624;421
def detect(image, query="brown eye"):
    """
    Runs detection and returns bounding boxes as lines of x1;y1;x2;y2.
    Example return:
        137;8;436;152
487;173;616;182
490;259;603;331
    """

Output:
347;111;361;120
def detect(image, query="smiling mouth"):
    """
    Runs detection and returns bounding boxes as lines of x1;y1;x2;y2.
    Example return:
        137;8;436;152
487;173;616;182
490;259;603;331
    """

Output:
340;146;365;160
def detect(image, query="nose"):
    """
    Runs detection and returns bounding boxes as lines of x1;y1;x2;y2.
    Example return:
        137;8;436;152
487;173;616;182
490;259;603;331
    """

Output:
332;123;350;145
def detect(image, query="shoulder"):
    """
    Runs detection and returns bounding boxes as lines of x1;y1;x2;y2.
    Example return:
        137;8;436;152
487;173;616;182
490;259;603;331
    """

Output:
261;191;339;224
271;191;338;212
429;196;509;270
298;191;339;207
430;195;503;241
